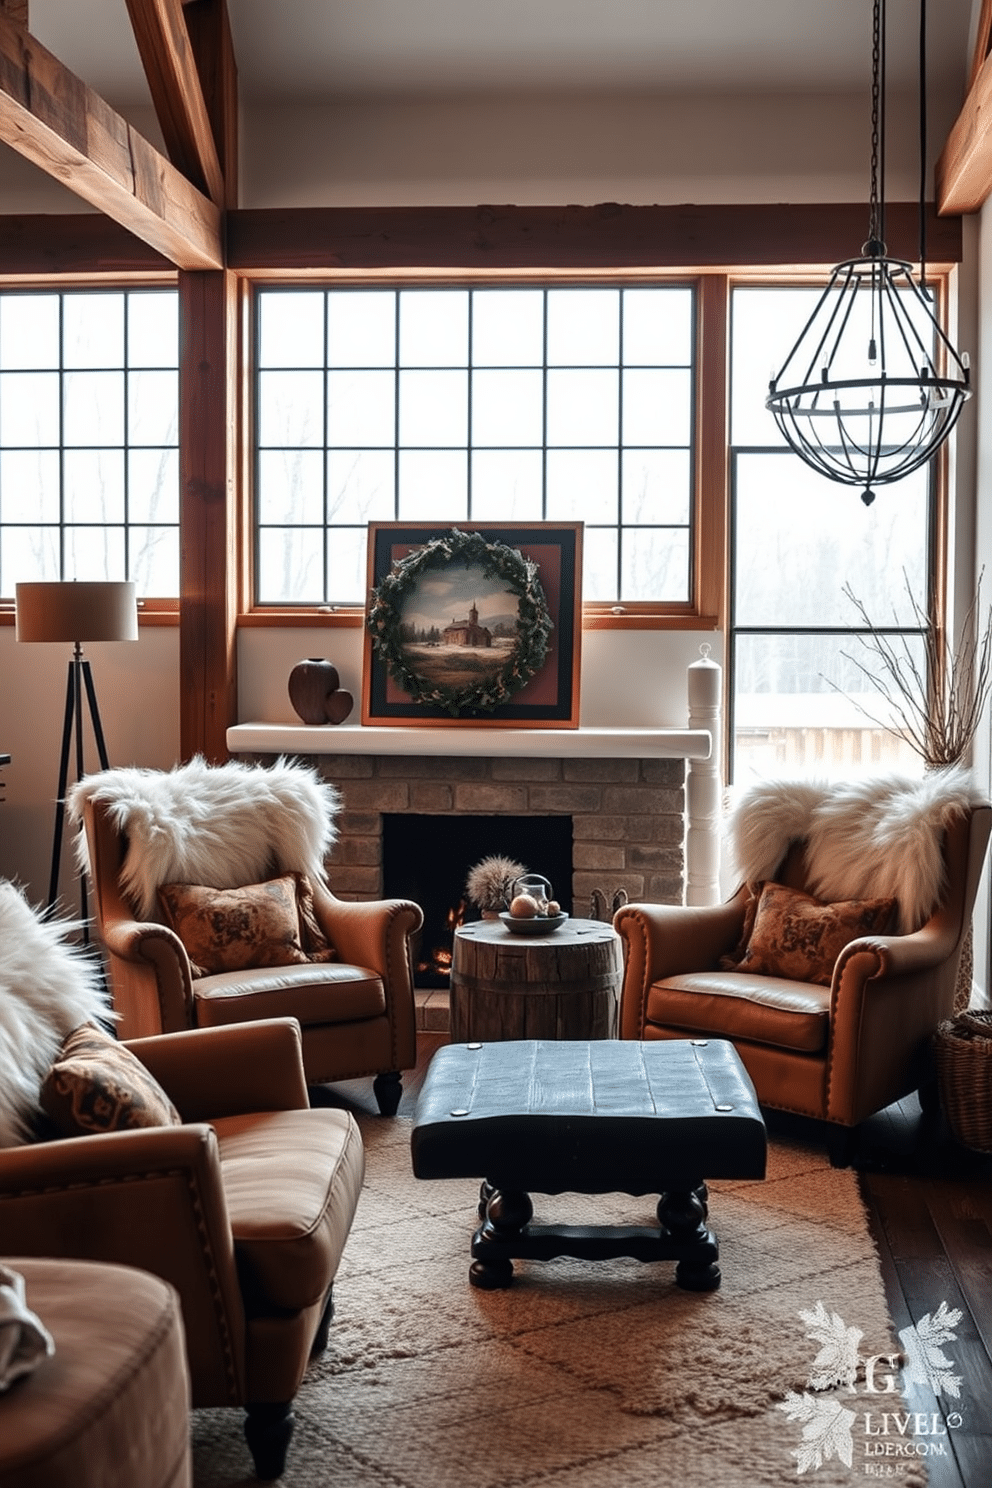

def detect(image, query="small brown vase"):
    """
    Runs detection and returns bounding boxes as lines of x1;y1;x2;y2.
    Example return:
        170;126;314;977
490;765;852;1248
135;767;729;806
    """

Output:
288;658;340;725
324;689;354;725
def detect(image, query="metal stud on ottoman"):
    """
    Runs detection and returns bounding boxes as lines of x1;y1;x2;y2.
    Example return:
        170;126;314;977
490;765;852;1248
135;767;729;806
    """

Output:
411;1038;767;1291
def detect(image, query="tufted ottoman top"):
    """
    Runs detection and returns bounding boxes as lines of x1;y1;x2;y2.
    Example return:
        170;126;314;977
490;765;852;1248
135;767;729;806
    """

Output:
411;1038;766;1196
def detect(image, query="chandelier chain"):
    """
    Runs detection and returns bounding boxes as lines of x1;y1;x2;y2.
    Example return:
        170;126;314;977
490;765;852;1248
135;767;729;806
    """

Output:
868;0;884;249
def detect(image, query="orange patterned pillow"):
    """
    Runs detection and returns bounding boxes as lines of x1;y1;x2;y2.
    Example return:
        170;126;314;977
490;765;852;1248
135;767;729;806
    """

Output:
40;1023;181;1136
730;881;897;986
157;872;336;978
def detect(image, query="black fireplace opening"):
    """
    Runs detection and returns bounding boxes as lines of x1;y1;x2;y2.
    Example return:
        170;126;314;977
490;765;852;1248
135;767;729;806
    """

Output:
382;813;574;988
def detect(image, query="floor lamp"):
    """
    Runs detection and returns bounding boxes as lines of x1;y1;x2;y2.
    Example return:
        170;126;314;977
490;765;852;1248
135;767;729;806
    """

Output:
15;581;139;922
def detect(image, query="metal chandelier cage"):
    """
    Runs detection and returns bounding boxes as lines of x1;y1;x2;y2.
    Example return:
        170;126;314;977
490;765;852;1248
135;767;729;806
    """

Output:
765;0;971;506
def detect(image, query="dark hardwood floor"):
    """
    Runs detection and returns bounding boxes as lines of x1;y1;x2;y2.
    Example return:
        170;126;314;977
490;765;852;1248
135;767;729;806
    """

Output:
855;1098;992;1488
325;1034;992;1487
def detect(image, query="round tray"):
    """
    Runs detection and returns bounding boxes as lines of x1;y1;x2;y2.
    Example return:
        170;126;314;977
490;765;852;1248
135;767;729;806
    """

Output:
498;911;568;936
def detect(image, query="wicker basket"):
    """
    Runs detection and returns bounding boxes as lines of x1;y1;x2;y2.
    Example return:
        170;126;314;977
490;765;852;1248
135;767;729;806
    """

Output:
935;1010;992;1153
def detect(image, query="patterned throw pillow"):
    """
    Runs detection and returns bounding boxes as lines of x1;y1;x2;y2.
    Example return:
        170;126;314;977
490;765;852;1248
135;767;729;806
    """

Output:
40;1023;182;1136
157;872;336;979
727;881;897;986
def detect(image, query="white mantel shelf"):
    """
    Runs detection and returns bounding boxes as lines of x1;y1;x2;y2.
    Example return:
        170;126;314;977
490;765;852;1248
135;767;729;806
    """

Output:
227;723;712;760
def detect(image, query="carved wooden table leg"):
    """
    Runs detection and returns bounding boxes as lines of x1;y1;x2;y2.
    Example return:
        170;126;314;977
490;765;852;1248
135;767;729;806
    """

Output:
659;1186;721;1292
470;1187;533;1289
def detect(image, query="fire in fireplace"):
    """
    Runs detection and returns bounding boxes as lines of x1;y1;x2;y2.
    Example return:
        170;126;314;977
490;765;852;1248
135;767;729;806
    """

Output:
382;813;573;988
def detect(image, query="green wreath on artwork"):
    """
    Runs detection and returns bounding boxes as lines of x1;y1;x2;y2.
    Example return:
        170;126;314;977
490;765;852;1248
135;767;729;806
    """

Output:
366;528;553;715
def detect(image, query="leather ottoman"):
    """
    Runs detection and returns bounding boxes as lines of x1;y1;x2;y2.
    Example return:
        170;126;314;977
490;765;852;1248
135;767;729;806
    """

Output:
411;1038;767;1290
0;1257;191;1488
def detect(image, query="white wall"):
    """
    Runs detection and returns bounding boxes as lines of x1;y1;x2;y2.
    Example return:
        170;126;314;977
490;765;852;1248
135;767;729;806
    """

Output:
239;624;721;731
968;203;992;1003
239;89;934;209
0;627;180;907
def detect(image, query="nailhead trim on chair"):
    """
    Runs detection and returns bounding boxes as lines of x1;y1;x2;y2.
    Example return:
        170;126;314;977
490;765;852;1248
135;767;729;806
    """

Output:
1;1163;242;1402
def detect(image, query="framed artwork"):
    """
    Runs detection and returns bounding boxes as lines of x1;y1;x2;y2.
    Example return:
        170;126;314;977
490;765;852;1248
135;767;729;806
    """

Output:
362;522;583;728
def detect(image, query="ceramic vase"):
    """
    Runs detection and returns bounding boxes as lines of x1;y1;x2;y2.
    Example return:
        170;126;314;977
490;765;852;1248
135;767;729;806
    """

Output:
288;658;340;725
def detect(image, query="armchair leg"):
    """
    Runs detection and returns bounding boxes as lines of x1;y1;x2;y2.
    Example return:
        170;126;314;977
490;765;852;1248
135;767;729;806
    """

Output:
311;1285;335;1356
244;1401;295;1482
918;1076;940;1119
827;1125;861;1169
373;1069;403;1117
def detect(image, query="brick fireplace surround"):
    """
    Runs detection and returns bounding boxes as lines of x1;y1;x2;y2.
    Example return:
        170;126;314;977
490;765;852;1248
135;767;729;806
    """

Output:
318;751;683;907
229;723;713;907
229;724;716;1028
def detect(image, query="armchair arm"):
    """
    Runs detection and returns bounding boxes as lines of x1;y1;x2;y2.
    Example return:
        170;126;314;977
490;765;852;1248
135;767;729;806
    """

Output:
0;1124;246;1403
826;910;964;1125
101;917;194;1034
126;1018;310;1122
614;896;750;1040
312;888;423;980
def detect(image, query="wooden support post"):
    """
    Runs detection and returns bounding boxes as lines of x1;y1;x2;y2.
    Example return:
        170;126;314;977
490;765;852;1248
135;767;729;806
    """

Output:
179;270;239;763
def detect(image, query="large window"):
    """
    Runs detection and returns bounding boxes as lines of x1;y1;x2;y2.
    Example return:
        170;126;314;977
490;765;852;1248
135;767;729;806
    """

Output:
253;284;696;607
730;285;932;783
0;288;179;599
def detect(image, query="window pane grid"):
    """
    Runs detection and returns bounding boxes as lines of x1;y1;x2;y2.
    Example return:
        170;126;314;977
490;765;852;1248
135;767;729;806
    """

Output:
0;289;179;597
255;285;696;606
729;285;933;785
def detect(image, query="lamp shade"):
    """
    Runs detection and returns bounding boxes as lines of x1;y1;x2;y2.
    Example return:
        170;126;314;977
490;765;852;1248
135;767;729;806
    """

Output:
15;581;139;643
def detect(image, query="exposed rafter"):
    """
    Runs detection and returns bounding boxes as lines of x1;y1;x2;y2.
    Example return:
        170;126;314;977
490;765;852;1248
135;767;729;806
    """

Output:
937;0;992;214
967;0;992;91
123;0;225;207
0;10;222;268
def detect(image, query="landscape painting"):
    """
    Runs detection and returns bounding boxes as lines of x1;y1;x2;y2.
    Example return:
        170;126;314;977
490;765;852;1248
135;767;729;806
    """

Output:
397;568;520;693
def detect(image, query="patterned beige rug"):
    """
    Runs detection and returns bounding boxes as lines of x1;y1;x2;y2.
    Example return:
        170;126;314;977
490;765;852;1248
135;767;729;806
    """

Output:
191;1113;929;1488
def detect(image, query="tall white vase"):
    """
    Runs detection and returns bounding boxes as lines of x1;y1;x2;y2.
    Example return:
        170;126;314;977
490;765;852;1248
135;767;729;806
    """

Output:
685;644;722;905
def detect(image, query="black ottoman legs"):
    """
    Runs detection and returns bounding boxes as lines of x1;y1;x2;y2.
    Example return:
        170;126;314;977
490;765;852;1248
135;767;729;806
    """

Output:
470;1180;721;1292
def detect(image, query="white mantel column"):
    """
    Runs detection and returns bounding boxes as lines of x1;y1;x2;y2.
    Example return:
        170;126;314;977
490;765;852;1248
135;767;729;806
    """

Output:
685;645;722;905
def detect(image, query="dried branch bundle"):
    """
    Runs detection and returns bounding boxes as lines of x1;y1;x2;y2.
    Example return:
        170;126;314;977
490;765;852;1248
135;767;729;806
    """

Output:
465;855;527;912
836;572;992;767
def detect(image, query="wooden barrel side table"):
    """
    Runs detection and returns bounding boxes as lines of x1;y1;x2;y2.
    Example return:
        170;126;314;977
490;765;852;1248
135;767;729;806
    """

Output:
450;917;623;1043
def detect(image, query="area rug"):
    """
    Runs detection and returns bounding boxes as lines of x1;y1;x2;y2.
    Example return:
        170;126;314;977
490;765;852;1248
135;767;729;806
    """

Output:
190;1114;928;1488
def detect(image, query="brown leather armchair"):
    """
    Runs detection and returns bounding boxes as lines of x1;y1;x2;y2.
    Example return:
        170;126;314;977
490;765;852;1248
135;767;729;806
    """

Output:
614;802;992;1158
77;789;422;1115
0;1018;364;1481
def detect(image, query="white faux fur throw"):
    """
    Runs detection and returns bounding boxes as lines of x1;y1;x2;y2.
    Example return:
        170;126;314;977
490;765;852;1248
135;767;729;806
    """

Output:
727;767;982;933
0;882;112;1147
68;756;341;921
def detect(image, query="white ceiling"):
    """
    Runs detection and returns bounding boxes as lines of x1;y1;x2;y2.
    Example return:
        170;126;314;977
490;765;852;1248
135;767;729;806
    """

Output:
27;0;977;107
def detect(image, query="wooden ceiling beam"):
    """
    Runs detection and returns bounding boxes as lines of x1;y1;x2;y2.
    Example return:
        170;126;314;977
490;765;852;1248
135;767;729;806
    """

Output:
227;201;962;272
967;0;992;92
123;0;225;206
182;0;239;210
0;12;222;269
937;46;992;214
936;0;992;214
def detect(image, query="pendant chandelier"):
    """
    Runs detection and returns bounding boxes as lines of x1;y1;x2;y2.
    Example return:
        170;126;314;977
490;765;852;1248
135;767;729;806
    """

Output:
765;0;970;507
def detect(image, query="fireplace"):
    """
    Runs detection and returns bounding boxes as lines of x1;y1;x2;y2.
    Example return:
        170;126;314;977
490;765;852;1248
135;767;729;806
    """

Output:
383;812;574;987
310;752;684;901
